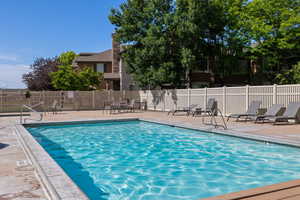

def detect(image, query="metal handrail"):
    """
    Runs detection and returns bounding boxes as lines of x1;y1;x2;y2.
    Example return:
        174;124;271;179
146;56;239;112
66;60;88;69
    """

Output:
202;108;227;130
20;102;44;123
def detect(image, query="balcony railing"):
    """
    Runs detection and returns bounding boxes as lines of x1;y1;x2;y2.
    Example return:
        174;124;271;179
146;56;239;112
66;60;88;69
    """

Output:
103;73;120;79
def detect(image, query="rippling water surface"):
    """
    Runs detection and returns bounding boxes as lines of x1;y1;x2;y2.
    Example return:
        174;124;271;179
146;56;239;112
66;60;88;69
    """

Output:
27;120;300;200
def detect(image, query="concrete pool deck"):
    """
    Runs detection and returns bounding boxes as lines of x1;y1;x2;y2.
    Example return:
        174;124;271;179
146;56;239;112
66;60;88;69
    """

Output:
0;118;46;200
1;110;300;199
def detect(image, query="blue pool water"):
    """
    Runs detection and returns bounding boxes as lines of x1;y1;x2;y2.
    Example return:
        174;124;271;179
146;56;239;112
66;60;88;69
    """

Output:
27;120;300;200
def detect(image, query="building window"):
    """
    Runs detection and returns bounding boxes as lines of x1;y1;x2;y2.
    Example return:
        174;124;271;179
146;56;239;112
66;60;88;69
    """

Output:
96;63;105;73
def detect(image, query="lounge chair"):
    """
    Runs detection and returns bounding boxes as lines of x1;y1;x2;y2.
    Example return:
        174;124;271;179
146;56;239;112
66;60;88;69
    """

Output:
227;101;261;122
254;104;284;123
192;98;217;117
168;104;198;116
266;102;300;125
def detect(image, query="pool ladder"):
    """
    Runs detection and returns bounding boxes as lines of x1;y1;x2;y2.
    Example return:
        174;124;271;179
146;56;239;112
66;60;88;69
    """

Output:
20;102;44;123
202;108;227;130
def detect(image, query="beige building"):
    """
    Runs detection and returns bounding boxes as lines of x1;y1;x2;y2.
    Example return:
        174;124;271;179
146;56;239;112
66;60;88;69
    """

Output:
72;35;136;90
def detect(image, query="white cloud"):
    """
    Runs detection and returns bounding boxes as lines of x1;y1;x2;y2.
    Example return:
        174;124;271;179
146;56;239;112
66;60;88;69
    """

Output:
0;64;31;88
0;54;18;62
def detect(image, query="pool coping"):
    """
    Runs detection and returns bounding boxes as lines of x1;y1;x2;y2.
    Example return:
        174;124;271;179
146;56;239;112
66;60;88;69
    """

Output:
141;117;300;147
15;118;139;200
15;117;300;200
15;124;88;200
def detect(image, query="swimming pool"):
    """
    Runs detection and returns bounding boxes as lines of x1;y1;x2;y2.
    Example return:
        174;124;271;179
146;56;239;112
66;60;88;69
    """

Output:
26;120;300;200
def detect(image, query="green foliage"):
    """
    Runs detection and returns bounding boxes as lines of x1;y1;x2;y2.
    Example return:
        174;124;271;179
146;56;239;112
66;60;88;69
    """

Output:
275;62;300;84
109;0;299;87
25;91;31;99
58;51;77;66
23;50;103;91
51;51;103;90
51;66;103;91
238;0;300;72
109;0;227;88
77;67;104;90
50;65;80;90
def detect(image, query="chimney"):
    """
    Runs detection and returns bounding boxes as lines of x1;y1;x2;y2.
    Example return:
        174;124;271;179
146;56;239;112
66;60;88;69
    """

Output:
112;33;120;73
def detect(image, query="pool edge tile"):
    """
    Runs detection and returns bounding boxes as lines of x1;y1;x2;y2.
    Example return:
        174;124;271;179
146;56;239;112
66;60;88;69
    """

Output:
15;124;89;200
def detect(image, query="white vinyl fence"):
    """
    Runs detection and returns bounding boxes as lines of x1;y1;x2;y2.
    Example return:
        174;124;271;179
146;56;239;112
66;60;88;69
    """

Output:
140;84;300;115
1;84;300;115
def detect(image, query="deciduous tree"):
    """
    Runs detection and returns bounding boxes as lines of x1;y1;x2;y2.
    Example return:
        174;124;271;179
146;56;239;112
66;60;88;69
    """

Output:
238;0;300;75
50;52;103;90
22;57;59;90
109;0;300;87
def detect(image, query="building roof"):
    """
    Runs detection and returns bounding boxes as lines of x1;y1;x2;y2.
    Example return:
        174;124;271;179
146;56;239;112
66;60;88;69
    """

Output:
74;49;112;63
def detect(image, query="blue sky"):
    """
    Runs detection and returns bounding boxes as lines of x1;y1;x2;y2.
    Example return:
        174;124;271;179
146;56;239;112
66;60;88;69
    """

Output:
0;0;125;88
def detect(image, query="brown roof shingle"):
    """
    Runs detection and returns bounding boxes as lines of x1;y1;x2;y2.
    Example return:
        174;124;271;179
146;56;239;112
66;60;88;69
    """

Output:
74;49;112;63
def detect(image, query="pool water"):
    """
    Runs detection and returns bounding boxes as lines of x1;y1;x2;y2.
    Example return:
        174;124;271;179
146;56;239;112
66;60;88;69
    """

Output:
27;120;300;200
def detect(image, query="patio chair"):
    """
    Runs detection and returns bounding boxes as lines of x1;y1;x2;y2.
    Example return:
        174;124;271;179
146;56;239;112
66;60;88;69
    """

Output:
168;104;198;116
118;100;130;113
110;102;121;114
127;100;141;112
267;102;300;125
49;99;60;114
254;104;284;123
192;98;217;117
227;100;261;122
103;101;113;114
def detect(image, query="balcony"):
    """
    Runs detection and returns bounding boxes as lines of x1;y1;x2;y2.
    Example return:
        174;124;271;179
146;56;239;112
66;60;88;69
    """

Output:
103;73;120;79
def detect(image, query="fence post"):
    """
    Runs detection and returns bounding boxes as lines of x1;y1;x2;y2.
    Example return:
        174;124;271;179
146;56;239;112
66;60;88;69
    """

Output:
223;86;226;115
92;90;95;109
42;90;45;112
123;90;126;100
246;85;249;111
273;84;277;104
109;90;112;102
0;90;2;113
187;88;191;108
146;90;148;104
29;91;31;106
204;87;208;108
163;90;166;111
